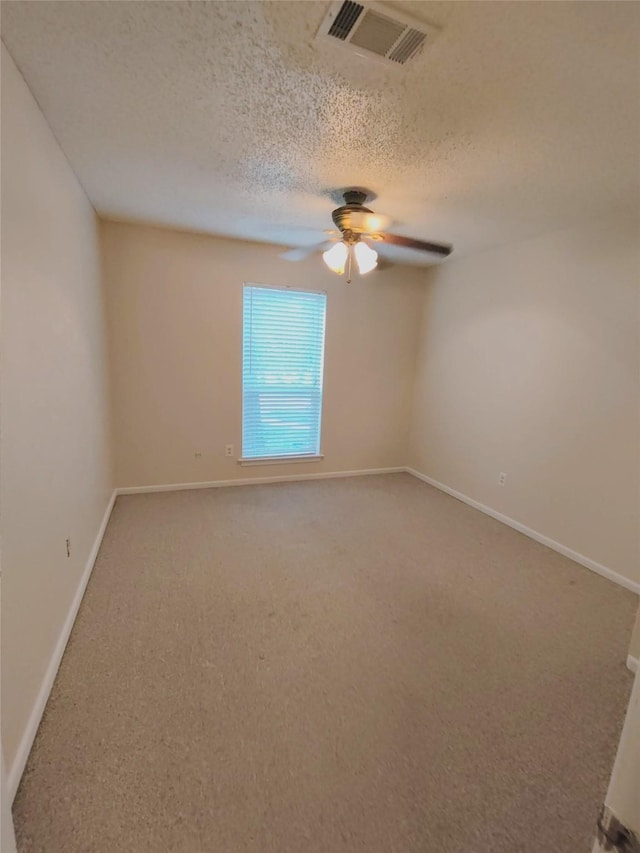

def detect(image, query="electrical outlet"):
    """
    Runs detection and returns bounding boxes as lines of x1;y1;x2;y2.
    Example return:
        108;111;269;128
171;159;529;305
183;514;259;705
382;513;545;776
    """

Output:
498;472;507;487
66;538;71;558
225;444;234;457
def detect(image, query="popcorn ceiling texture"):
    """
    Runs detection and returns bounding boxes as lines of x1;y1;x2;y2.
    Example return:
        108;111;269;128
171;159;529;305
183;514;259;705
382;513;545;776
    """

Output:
2;1;639;261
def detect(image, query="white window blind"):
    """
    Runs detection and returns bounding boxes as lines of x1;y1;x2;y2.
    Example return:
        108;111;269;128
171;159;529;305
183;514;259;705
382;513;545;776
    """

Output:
242;285;327;460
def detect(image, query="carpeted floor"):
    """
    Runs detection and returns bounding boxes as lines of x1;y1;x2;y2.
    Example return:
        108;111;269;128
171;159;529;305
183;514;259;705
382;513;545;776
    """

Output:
13;473;637;852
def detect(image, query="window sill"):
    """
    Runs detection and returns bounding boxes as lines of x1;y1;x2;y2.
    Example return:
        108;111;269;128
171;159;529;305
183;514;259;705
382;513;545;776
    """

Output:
238;454;324;467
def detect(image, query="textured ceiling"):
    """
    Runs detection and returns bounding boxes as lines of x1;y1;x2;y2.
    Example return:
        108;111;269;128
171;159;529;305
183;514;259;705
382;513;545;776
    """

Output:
2;1;639;264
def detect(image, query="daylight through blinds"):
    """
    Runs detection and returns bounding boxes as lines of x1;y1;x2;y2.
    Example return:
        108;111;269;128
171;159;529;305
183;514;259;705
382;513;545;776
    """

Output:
242;285;326;459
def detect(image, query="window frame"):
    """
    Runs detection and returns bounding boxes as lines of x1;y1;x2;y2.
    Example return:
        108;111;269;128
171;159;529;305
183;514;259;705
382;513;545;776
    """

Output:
239;282;327;466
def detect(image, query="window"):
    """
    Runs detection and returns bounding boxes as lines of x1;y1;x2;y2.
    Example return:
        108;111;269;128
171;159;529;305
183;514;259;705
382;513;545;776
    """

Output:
242;284;327;461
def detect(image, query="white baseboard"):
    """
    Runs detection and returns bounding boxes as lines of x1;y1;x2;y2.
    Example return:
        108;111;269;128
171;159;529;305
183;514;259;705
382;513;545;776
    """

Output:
116;467;405;495
405;468;640;596
7;490;117;802
627;655;639;674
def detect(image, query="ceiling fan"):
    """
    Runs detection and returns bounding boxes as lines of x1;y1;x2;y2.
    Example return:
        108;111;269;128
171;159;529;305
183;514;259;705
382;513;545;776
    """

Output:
281;189;452;282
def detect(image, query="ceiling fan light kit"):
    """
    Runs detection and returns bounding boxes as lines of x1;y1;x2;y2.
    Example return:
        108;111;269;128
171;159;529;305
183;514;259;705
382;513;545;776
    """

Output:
284;189;453;282
322;237;378;282
322;241;349;274
353;240;378;274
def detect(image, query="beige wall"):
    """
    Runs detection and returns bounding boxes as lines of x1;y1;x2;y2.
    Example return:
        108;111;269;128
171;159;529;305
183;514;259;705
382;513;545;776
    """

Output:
102;220;425;488
409;213;640;586
1;45;114;774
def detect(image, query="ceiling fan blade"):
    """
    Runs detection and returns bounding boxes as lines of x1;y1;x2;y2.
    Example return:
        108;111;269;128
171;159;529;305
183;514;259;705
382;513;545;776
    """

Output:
280;241;333;262
378;233;452;257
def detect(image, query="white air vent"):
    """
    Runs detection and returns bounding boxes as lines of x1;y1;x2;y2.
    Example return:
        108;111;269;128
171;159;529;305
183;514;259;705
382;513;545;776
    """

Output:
316;1;439;67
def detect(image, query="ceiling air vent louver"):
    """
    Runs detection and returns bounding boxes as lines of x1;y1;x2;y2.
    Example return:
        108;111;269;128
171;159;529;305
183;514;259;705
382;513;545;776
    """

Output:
328;0;364;40
316;1;439;67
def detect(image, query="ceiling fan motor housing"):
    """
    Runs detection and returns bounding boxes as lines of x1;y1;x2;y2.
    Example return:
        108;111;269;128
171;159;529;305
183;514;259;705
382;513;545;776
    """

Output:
332;190;373;234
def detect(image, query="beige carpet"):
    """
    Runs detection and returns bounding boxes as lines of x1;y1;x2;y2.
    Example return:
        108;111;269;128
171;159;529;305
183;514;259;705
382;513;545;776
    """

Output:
13;473;637;852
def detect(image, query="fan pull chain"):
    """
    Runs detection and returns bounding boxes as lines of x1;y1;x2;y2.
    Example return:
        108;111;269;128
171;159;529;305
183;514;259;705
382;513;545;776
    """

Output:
346;245;353;284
